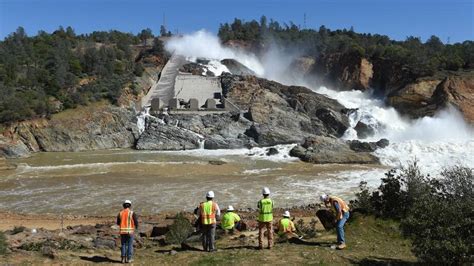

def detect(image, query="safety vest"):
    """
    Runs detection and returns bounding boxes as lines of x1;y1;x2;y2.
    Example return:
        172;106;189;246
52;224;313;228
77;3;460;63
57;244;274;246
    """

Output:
329;196;350;213
278;218;294;235
258;198;273;222
119;209;135;234
200;201;217;225
221;212;240;230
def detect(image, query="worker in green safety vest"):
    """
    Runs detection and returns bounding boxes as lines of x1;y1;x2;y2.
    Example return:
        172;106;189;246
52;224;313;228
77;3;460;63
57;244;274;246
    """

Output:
278;210;298;239
257;187;274;249
220;205;241;234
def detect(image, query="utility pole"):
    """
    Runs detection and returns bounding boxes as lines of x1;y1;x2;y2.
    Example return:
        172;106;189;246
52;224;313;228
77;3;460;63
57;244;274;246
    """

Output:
304;13;307;29
447;37;450;44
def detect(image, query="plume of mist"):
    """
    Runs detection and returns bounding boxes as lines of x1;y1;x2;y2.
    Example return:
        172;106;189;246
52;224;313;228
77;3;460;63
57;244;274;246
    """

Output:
165;30;264;76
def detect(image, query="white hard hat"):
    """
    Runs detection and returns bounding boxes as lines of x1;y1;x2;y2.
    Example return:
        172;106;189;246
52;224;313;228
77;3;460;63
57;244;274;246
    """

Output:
262;187;271;195
206;191;215;198
283;210;290;217
227;205;234;211
124;200;132;205
320;194;328;202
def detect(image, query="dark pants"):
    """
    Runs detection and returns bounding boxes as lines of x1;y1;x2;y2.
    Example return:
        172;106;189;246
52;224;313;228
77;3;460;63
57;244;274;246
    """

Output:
201;224;216;251
120;234;134;260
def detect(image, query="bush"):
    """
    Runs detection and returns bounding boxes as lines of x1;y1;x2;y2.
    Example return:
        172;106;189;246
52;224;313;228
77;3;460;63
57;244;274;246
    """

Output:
0;231;7;255
353;161;430;219
401;166;473;263
165;213;194;245
295;218;318;238
12;226;26;235
355;163;473;263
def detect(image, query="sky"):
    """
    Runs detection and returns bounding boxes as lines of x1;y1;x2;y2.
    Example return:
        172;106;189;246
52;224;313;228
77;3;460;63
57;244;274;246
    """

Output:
0;0;472;43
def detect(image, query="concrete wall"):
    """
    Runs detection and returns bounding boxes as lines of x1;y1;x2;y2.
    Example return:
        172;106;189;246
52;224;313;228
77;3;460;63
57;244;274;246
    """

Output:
174;73;222;107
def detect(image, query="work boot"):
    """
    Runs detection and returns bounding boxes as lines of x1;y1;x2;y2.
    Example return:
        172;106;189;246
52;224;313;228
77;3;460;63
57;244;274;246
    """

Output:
121;257;125;264
336;243;347;250
258;246;263;250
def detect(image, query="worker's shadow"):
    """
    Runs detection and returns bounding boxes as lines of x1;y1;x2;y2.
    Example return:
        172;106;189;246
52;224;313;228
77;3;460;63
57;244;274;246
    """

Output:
79;256;122;263
154;243;203;253
222;245;261;250
286;237;332;247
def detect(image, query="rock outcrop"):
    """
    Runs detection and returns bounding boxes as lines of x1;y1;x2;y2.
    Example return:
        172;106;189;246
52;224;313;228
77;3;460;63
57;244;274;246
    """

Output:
386;78;441;117
386;72;474;122
310;53;374;91
223;74;350;144
431;75;474;123
0;105;139;158
289;136;379;164
221;59;255;76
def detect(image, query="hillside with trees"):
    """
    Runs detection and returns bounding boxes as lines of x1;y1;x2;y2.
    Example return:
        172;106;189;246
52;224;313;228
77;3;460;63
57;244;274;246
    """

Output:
219;17;473;76
0;27;166;124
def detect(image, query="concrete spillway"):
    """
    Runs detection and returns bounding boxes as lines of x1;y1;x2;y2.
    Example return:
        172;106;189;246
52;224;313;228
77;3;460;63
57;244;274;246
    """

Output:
141;54;186;108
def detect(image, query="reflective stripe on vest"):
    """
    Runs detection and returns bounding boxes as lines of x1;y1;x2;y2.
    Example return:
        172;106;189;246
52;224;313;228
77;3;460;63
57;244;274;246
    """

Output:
258;198;273;222
330;196;350;212
278;218;292;234
119;209;135;234
201;201;217;225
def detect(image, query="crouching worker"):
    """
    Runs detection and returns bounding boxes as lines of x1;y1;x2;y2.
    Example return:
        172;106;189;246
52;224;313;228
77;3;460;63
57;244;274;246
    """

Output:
117;200;139;263
221;205;241;234
277;211;298;239
320;194;350;250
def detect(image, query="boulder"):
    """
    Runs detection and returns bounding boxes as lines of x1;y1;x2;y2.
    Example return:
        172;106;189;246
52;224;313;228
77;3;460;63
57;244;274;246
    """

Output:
290;136;379;164
266;147;279;156
316;209;336;230
348;139;389;152
354;121;375;139
41;245;57;259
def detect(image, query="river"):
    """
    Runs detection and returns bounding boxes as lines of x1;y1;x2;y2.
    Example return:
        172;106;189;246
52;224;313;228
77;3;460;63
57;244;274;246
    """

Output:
0;146;383;215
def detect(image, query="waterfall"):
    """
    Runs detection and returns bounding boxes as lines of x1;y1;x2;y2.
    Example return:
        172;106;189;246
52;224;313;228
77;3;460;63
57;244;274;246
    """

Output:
198;139;205;149
313;86;474;172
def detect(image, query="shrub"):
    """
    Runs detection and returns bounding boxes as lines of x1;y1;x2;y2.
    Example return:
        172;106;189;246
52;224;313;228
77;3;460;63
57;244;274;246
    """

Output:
165;213;194;245
0;231;7;255
295;218;318;238
11;226;26;235
401;166;473;263
355;163;473;263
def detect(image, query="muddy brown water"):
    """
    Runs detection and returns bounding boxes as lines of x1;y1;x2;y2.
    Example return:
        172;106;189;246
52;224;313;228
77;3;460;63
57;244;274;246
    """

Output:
0;147;383;216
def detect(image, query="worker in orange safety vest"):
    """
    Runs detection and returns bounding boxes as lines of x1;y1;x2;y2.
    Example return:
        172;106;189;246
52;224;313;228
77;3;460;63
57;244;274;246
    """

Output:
196;191;221;252
117;200;139;263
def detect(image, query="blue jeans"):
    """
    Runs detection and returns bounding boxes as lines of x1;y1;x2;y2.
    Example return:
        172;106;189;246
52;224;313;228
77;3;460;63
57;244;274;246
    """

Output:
336;212;350;244
121;234;134;259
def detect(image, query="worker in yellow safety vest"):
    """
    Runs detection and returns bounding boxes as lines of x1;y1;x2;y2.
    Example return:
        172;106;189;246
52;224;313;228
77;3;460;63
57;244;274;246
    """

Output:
197;191;221;252
221;205;241;234
117;200;139;263
320;194;350;250
278;211;298;238
257;187;274;249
